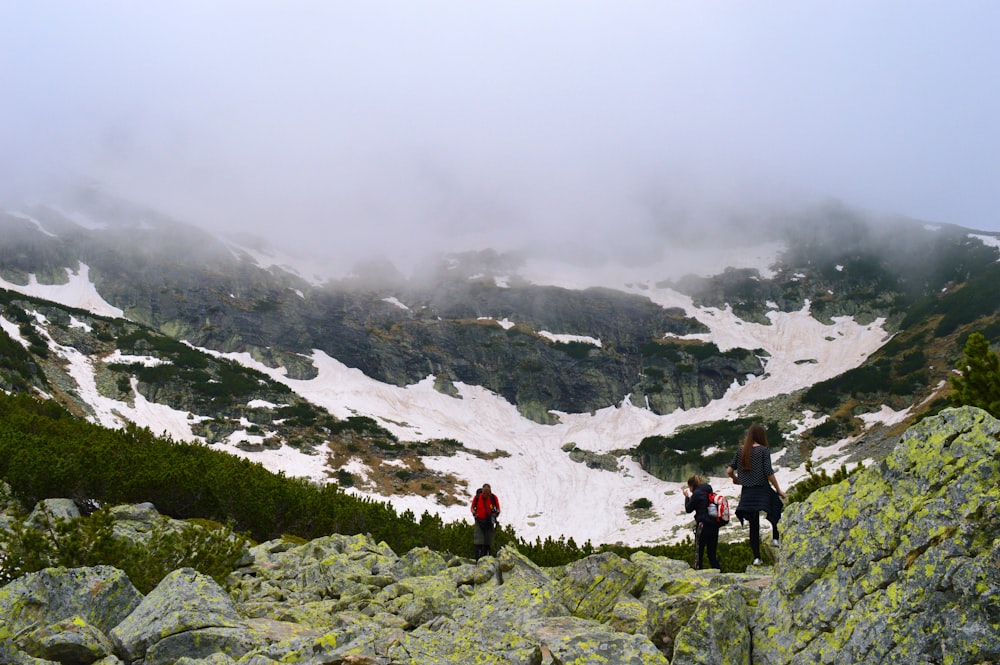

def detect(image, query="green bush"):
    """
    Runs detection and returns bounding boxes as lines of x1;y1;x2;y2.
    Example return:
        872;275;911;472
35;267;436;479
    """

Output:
785;460;861;505
950;331;1000;417
0;506;249;593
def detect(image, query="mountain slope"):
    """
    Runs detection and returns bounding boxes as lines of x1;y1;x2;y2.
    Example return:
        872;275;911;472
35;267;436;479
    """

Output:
1;191;998;546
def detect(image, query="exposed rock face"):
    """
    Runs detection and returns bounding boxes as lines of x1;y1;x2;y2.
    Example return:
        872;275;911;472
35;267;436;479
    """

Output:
1;406;999;664
753;406;1000;665
0;565;142;663
0;208;770;420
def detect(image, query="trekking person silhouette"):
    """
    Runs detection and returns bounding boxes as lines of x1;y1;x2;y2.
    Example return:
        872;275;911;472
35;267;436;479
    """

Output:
470;483;500;560
727;423;786;565
684;474;721;570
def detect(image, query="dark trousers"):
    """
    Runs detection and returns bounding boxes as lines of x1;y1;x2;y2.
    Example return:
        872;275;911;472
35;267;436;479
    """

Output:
695;520;721;570
747;512;780;560
473;519;495;560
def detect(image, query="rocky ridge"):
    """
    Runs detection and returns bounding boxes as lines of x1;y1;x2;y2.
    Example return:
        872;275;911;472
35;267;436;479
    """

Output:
1;406;998;664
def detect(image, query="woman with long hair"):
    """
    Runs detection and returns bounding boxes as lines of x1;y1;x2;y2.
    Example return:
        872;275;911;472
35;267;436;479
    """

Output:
726;423;786;565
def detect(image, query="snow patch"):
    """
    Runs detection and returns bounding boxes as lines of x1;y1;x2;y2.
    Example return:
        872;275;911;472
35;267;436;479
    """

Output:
383;296;409;310
9;211;58;237
858;405;913;428
0;316;28;347
539;331;602;347
970;233;1000;250
0;264;124;319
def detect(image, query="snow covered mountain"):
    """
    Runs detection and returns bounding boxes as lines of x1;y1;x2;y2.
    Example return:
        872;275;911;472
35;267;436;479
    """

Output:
1;189;998;547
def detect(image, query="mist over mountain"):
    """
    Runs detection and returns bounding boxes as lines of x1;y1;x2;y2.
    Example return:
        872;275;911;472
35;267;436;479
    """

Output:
1;186;999;547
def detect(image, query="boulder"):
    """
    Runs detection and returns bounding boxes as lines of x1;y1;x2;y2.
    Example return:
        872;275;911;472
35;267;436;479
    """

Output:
670;585;754;665
753;406;1000;665
521;615;669;665
110;567;260;665
556;551;648;622
18;617;118;664
27;498;80;528
0;565;142;664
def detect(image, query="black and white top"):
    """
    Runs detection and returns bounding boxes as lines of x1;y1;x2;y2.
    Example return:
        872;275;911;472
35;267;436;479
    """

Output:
729;445;774;487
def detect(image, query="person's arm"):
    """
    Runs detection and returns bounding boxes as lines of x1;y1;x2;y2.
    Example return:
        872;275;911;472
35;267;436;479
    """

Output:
492;496;500;516
768;474;786;499
682;487;695;512
728;446;741;484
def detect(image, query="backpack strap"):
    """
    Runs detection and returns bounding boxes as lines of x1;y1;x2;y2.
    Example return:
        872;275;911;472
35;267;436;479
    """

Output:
474;492;497;515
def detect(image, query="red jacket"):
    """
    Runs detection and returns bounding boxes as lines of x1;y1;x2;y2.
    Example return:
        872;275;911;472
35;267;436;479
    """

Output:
471;491;500;519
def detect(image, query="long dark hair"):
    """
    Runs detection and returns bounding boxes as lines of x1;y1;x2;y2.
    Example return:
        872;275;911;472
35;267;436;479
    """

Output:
741;423;769;470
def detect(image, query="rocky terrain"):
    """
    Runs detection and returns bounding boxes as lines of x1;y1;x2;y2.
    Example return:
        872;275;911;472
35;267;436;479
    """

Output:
2;406;997;664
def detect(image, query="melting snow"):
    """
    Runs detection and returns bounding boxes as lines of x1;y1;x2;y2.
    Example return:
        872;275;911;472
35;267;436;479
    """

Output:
9;250;902;547
383;297;409;310
858;405;913;427
539;331;602;347
970;233;1000;251
9;211;58;237
0;265;124;319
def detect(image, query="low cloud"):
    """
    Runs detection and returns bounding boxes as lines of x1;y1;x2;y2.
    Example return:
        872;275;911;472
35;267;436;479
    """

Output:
3;2;999;275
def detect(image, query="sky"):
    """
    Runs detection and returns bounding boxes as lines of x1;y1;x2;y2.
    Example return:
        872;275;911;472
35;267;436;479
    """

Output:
3;2;1000;270
0;258;913;547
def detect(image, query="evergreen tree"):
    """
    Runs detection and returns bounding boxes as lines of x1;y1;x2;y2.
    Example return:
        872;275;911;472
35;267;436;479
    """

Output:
950;332;1000;417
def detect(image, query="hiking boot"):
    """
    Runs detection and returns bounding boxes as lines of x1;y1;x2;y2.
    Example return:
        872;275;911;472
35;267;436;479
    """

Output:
772;539;780;547
752;558;763;566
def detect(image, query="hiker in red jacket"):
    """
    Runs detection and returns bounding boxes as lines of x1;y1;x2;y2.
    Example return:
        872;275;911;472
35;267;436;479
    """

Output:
470;483;500;560
684;474;721;570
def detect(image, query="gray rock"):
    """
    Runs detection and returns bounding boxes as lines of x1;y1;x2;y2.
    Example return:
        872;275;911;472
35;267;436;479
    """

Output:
27;498;80;527
110;567;259;665
752;406;1000;665
389;546;448;579
18;617;118;664
521;615;668;665
670;585;754;665
0;639;60;665
0;565;142;640
556;551;648;622
107;501;159;522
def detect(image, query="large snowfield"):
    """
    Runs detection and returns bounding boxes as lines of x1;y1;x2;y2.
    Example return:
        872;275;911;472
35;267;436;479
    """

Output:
0;245;921;547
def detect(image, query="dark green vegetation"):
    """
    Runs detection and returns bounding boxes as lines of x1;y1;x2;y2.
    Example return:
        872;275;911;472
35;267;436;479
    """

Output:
0;293;57;393
0;390;764;576
635;419;786;482
784;460;861;505
0;504;246;594
796;267;1000;447
950;331;1000;418
111;328;283;409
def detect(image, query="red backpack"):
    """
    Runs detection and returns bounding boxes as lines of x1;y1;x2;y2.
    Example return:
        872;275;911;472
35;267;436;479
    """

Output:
473;490;499;519
706;492;730;526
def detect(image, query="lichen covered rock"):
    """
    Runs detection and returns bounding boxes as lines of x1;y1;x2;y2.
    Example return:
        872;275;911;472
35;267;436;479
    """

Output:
753;406;1000;665
0;565;142;658
110;567;259;665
